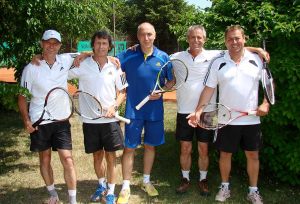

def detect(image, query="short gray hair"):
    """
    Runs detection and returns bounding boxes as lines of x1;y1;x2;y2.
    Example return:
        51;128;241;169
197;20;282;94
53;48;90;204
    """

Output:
187;25;207;40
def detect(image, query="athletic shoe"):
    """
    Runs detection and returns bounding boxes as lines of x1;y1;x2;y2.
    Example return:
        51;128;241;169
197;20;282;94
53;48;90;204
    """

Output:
215;185;230;202
175;177;190;194
106;194;116;204
117;188;130;204
90;184;107;202
47;196;59;204
247;191;263;204
141;182;159;197
198;179;210;196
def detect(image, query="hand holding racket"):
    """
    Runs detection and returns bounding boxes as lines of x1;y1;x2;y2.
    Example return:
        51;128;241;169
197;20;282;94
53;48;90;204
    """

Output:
73;91;130;124
32;87;74;128
196;103;257;130
135;58;188;110
262;40;275;105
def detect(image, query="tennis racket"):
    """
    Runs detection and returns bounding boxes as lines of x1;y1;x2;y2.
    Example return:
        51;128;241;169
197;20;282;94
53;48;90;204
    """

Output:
262;40;275;105
73;91;130;124
135;58;188;110
32;87;74;128
197;103;257;130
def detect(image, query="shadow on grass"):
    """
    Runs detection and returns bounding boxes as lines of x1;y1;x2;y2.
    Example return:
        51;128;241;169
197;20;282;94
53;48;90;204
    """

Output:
0;110;34;175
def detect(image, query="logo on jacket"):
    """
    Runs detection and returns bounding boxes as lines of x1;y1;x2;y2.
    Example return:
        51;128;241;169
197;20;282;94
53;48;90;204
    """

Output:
156;62;161;67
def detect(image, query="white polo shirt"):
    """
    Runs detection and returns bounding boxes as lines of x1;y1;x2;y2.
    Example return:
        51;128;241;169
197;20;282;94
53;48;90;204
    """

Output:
68;56;128;124
204;49;263;125
171;49;221;114
20;54;74;124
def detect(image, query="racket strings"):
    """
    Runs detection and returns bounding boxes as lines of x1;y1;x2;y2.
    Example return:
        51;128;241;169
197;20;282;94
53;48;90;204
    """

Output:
262;69;275;104
74;92;103;119
46;89;73;120
198;104;231;129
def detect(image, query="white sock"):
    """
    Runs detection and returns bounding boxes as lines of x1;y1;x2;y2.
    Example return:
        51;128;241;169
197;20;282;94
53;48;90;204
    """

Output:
181;170;190;181
68;190;77;204
221;182;230;189
143;174;150;184
107;183;115;195
199;170;208;181
249;186;258;193
122;180;130;190
98;177;106;187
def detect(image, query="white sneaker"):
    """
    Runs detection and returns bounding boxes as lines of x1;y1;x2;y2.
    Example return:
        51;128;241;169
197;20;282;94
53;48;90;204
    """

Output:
215;185;230;202
47;196;59;204
247;191;263;204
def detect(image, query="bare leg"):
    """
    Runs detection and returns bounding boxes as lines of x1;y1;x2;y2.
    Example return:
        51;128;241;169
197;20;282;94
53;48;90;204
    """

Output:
219;151;232;182
245;151;259;186
180;141;192;171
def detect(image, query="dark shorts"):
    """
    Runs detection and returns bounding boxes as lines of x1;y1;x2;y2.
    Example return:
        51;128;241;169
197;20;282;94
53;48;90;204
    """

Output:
214;124;262;153
83;122;124;153
30;121;72;152
175;113;213;143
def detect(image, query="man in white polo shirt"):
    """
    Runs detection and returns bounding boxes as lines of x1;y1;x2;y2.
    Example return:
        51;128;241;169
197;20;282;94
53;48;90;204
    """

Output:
172;25;268;197
18;30;77;204
187;25;270;204
172;25;220;196
68;30;128;204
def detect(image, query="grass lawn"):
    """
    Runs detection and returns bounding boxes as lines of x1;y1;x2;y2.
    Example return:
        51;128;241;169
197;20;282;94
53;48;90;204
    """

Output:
0;102;299;203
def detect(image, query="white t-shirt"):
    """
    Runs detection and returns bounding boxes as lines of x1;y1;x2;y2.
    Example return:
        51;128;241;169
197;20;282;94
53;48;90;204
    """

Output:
68;56;128;123
20;54;74;124
171;49;221;114
204;49;263;125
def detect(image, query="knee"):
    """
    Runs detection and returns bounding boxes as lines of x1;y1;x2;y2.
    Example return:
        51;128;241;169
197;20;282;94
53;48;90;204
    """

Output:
246;151;259;161
62;155;75;169
181;144;192;155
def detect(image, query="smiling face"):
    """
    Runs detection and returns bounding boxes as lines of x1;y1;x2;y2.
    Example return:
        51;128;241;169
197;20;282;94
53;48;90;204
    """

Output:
225;28;246;56
187;27;206;54
93;37;110;57
41;38;61;56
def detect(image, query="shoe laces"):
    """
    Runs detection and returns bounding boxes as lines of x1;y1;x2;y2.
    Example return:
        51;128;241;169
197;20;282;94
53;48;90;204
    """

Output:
250;191;263;201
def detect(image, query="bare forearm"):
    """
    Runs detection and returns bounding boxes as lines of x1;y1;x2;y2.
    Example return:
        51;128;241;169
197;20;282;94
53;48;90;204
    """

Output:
18;95;31;125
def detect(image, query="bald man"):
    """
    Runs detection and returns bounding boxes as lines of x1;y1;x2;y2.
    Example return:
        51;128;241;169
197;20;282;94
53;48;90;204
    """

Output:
116;22;172;203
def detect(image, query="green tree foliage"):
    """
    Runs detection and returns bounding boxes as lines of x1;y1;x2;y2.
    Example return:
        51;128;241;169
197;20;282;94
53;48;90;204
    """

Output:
0;0;114;110
202;0;300;185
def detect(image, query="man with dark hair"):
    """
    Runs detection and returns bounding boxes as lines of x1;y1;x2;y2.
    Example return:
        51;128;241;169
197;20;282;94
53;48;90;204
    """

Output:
68;30;128;204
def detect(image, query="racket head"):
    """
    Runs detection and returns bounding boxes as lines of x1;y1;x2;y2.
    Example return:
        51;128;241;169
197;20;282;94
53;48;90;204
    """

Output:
197;103;231;130
157;59;188;92
73;91;103;120
262;68;275;105
33;87;73;127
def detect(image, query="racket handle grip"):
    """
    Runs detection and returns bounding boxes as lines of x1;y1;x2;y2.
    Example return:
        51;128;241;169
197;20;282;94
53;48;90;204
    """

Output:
135;95;150;110
115;114;131;124
248;110;257;115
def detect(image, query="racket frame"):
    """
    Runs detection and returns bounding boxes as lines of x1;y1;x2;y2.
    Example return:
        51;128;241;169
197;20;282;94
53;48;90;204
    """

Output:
32;87;74;128
262;40;275;105
198;103;257;130
73;90;130;124
135;58;188;110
